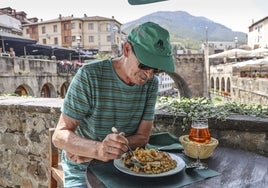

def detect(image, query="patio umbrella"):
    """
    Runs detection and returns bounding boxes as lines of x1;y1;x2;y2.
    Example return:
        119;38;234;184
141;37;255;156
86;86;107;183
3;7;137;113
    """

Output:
233;58;268;68
249;48;268;57
209;49;251;59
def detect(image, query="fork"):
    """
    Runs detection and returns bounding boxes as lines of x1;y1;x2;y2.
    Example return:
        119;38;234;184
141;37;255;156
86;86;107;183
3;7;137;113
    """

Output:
111;127;144;168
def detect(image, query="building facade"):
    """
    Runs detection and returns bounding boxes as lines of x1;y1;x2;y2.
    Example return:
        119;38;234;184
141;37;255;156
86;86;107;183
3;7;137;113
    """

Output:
156;72;176;96
248;16;268;49
21;14;123;56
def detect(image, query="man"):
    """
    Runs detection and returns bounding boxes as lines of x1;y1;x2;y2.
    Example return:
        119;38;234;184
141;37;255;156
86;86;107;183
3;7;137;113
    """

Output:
52;21;174;188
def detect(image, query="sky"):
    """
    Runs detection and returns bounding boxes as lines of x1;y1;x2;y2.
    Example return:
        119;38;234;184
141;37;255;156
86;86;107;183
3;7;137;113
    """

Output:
1;0;267;33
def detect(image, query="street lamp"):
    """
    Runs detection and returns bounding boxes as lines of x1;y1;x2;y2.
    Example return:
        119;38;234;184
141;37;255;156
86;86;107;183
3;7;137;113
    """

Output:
234;37;238;62
204;26;210;98
112;25;118;57
77;36;81;62
205;26;208;44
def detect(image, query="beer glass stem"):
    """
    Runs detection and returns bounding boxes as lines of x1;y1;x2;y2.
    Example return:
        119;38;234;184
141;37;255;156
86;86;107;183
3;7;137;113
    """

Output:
197;144;201;164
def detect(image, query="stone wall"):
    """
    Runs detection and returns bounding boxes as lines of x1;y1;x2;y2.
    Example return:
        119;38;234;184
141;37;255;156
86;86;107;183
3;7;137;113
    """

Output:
0;97;267;187
0;97;62;188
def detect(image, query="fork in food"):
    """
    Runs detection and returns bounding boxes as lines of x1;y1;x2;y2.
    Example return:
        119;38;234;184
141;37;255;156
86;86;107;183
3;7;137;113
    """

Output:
111;127;144;168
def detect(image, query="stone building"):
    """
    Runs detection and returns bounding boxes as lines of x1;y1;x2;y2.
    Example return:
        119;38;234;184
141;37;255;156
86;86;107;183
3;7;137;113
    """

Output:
156;72;176;96
21;14;123;56
248;16;268;49
0;7;124;57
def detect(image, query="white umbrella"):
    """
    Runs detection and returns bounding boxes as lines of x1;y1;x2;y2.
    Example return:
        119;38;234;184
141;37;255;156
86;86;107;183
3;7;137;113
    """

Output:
249;48;268;57
209;49;251;59
233;58;268;70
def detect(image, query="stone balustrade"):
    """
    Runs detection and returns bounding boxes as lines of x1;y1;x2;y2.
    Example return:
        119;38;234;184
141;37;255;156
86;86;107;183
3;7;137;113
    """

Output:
0;97;267;187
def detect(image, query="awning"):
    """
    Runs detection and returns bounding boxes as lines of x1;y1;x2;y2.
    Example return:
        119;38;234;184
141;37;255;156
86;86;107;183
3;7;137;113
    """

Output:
27;43;76;60
0;32;36;43
0;31;37;56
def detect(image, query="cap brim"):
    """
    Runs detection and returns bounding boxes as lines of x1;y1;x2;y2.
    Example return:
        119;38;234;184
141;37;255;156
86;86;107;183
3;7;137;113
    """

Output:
133;44;174;72
128;0;168;5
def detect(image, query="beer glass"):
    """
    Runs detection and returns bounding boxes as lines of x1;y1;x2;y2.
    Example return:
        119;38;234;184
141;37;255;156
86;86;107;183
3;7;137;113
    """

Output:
187;118;211;169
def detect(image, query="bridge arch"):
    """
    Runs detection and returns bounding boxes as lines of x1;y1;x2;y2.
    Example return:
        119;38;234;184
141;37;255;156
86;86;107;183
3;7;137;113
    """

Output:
221;77;225;91
210;77;215;90
14;84;34;96
41;83;56;98
216;77;220;90
227;77;231;93
168;72;192;97
59;81;70;98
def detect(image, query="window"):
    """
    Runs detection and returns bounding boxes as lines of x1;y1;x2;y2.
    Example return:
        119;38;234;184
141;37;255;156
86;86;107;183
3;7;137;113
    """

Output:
32;27;37;34
71;23;75;29
53;25;57;32
64;36;71;43
72;36;76;42
88;23;94;30
42;38;47;44
64;23;70;30
106;23;111;32
88;36;94;43
107;35;111;42
26;28;29;34
54;37;58;45
42;26;46;34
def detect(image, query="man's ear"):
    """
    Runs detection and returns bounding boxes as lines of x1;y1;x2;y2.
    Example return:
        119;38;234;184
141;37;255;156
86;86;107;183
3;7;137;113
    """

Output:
123;41;132;57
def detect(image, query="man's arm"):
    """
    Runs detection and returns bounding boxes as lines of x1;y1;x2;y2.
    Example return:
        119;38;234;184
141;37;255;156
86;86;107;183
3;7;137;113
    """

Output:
126;120;153;149
52;113;129;162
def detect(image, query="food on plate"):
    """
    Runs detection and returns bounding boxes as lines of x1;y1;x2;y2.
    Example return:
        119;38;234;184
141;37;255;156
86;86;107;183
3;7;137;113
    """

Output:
121;147;177;174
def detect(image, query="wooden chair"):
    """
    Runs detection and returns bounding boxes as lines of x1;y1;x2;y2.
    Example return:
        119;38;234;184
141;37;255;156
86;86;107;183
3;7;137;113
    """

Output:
49;128;64;188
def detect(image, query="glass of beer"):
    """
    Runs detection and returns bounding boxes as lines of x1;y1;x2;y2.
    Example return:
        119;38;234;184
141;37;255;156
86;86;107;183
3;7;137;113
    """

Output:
187;118;211;169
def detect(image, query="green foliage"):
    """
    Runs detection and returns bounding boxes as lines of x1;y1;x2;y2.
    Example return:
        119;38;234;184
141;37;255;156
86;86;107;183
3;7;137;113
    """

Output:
220;102;268;117
156;97;268;129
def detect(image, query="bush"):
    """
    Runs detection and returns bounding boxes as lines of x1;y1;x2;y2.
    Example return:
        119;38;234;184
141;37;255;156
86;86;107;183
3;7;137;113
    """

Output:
156;97;268;129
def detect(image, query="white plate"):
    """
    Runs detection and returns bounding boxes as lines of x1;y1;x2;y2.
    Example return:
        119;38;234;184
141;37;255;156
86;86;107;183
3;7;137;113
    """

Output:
113;153;185;177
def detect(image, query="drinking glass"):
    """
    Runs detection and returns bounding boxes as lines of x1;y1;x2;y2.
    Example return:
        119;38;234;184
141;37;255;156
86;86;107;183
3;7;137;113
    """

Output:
187;118;211;169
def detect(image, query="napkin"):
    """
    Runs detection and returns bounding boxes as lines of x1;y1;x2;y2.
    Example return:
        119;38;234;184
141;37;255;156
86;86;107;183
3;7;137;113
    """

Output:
146;132;183;151
88;160;220;188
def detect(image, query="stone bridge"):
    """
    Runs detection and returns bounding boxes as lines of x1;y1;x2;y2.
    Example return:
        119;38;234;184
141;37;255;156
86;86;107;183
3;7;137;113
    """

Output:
0;55;205;98
0;56;73;98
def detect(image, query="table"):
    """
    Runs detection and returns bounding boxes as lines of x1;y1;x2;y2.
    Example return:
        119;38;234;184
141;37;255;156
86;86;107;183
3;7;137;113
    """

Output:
86;147;268;188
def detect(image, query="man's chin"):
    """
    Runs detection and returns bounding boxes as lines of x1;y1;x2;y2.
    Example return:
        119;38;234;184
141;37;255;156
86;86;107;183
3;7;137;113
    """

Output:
136;80;147;85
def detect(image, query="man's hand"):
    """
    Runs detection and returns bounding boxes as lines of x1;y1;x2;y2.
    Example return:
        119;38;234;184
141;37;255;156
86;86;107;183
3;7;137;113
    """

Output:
96;132;128;162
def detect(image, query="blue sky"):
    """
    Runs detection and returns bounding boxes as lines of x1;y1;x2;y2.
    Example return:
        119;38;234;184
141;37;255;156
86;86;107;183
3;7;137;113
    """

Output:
1;0;267;33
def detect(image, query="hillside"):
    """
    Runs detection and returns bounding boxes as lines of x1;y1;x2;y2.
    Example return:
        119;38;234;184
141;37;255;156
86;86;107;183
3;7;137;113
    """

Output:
122;11;247;49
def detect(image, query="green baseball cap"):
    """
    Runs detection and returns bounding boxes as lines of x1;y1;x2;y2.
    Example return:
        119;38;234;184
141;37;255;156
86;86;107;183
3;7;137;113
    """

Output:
127;22;174;72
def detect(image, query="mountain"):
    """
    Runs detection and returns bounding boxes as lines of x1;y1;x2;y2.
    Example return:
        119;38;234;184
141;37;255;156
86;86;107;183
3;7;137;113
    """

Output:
121;11;247;49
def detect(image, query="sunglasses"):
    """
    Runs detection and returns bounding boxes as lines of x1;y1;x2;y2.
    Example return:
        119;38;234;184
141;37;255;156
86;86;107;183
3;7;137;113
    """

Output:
138;63;162;73
129;41;162;73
